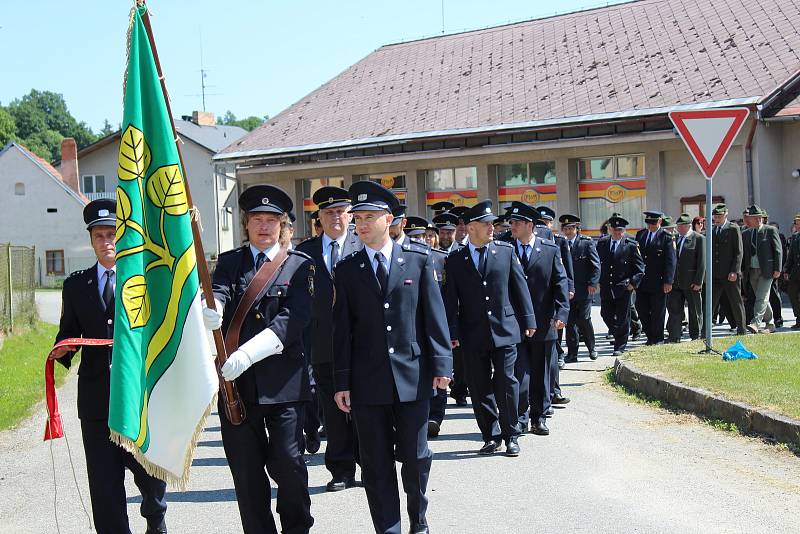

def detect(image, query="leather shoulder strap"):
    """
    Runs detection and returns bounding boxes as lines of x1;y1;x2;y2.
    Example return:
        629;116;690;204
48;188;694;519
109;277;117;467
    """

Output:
224;247;289;353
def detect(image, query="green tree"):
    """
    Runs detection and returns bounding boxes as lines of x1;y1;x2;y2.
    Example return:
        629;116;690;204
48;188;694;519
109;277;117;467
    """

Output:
7;90;97;159
100;119;117;137
0;107;16;146
216;109;266;131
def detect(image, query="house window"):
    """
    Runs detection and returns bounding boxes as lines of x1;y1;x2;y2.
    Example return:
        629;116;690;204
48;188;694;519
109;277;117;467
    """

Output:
14;182;25;195
82;175;106;194
354;173;407;204
220;207;231;231
496;161;557;213
424;166;478;219
46;250;65;276
578;154;647;235
680;194;724;219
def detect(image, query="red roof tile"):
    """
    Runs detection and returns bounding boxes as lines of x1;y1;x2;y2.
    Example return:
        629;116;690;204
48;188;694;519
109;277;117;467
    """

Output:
220;0;800;157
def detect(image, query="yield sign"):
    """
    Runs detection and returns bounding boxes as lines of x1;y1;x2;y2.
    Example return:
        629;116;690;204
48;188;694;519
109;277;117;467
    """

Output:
669;108;750;179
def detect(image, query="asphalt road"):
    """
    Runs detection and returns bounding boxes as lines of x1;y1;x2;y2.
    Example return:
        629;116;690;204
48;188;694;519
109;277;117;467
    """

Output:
1;292;797;533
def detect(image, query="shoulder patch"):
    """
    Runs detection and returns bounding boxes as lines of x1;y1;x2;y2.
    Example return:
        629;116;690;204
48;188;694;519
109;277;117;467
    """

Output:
288;248;312;260
493;240;513;248
405;246;429;255
67;269;85;279
218;245;247;259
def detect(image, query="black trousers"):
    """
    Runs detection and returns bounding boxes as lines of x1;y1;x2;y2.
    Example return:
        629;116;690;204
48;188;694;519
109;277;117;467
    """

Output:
220;401;313;534
428;387;447;425
630;292;642;336
667;286;703;341
352;398;432;534
711;278;746;334
601;290;633;352
462;345;519;441
515;339;553;426
636;289;667;343
449;346;469;399
549;341;562;398
80;419;167;534
312;363;358;479
787;278;800;320
769;280;784;324
566;298;595;357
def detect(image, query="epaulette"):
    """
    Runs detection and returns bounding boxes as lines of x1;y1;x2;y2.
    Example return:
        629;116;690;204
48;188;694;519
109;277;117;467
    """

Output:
217;245;247;259
539;239;558;247
404;246;429;255
288;248;312;260
337;250;362;266
493;240;514;248
67;269;85;279
430;248;447;256
579;235;592;240
626;236;638;244
297;235;320;247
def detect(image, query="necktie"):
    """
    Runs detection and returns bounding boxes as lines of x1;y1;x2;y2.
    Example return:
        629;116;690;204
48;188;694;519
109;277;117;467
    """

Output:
256;252;267;270
611;240;618;255
715;226;721;237
751;230;757;256
330;241;340;271
477;246;487;278
102;270;115;311
678;236;685;257
375;252;388;294
519;244;529;270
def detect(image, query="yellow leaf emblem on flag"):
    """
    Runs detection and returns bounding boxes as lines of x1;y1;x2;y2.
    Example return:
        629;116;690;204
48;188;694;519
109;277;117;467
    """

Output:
121;274;151;328
118;125;151;181
146;164;189;216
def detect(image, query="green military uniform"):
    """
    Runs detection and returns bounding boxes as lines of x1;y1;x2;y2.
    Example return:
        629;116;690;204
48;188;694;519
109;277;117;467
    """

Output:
666;214;706;341
784;217;800;328
741;204;783;331
709;204;747;335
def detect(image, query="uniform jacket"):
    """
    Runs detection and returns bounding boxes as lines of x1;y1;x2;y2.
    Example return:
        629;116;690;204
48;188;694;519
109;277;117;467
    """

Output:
635;228;677;291
212;245;314;405
711;221;743;279
332;243;452;405
597;236;645;299
295;231;362;365
56;264;115;421
674;231;706;289
784;233;800;280
443;240;536;351
741;224;783;279
515;238;569;341
534;226;575;293
566;235;601;301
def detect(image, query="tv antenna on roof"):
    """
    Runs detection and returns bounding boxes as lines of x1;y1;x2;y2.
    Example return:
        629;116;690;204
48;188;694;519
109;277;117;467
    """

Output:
185;28;221;111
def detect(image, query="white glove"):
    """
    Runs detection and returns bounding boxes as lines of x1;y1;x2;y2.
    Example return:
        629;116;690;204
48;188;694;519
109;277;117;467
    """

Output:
202;299;224;330
220;328;284;381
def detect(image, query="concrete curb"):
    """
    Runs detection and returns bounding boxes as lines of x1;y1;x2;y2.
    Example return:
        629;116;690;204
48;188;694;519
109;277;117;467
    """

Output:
613;358;800;447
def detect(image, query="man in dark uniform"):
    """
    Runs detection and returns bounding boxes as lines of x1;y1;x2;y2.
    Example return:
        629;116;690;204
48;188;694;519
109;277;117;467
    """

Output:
332;181;452;534
401;216;451;438
635;211;676;345
443;200;536;456
709;204;748;335
450;206;469;245
296;186;362;492
430;200;455;218
784;213;800;329
204;185;315;534
666;213;706;342
741;205;782;333
388;204;409;242
559;214;600;362
597;216;645;356
507;202;569;436
433;212;461;255
50;199;167;534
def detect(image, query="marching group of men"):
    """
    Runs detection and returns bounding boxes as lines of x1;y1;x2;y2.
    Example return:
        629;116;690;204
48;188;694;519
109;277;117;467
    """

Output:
50;184;800;534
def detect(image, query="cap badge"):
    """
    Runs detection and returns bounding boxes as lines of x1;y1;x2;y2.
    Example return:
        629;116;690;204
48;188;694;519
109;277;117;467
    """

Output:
513;208;518;213
485;208;490;213
262;197;269;205
328;197;333;203
98;209;109;217
358;194;367;201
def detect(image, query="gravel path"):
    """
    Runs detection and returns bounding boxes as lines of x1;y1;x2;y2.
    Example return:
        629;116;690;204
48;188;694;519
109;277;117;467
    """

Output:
1;293;796;533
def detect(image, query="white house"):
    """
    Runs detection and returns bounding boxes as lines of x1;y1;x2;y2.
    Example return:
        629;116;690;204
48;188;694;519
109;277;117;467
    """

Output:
0;140;93;285
76;111;247;258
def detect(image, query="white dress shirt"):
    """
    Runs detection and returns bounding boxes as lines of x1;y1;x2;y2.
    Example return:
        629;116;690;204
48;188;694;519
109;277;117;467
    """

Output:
364;239;395;276
321;232;348;273
250;242;281;264
96;262;116;299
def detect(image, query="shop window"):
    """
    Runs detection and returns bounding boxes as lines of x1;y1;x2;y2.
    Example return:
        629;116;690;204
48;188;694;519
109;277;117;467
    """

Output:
302;177;345;235
424;166;478;218
578;155;646;235
496;161;557;213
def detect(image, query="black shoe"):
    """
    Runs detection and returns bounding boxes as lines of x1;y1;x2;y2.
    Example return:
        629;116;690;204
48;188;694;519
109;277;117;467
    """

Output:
455;396;468;406
564;354;578;363
318;426;327;438
632;331;641;341
531;421;549;435
478;440;501;455
305;432;321;454
545;407;555;417
427;420;441;438
612;350;624;356
552;394;570;405
792;323;800;330
409;524;430;534
589;351;598;360
505;437;520;457
775;320;784;328
326;475;358;492
145;521;167;534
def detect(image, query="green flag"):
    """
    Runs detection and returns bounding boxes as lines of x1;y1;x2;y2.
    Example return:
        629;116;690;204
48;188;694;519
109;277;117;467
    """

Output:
109;3;217;486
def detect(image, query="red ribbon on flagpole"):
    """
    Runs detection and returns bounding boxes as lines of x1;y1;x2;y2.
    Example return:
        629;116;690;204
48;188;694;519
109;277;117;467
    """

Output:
44;338;113;441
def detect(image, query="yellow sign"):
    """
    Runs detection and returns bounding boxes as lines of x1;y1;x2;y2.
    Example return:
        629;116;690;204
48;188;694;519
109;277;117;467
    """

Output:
606;184;626;203
379;175;395;189
521;189;540;204
449;194;465;206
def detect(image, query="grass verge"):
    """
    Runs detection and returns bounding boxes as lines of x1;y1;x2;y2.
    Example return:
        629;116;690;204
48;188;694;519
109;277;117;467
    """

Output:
622;333;800;420
0;322;72;431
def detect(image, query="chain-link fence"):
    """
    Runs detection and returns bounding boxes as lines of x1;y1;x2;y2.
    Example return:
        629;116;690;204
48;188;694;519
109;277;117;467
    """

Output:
0;244;38;333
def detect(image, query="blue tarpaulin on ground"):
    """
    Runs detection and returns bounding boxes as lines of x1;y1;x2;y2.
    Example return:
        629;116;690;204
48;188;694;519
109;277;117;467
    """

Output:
722;340;759;361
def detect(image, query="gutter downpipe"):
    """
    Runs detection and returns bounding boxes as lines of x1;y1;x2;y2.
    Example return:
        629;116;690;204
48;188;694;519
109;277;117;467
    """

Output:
744;110;758;206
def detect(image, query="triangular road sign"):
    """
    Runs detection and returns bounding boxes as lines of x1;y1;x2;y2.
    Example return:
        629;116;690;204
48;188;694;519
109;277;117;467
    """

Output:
669;108;750;180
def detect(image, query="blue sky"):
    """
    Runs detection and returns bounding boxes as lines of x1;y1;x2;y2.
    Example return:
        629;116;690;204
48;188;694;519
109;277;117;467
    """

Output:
0;0;630;132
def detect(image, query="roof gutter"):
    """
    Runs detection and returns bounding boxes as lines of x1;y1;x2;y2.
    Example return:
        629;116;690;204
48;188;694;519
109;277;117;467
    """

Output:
214;96;760;162
758;68;800;119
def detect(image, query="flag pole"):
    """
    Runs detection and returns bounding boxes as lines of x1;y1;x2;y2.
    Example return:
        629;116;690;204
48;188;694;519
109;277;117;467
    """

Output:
138;1;245;425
